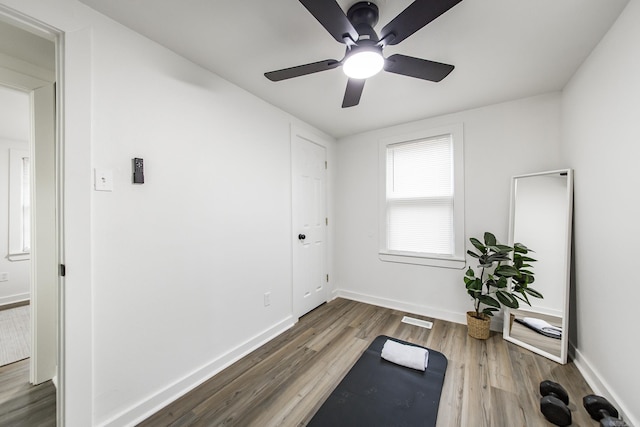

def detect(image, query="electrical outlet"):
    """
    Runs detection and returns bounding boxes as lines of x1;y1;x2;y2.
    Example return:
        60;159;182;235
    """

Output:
264;292;271;307
0;272;8;282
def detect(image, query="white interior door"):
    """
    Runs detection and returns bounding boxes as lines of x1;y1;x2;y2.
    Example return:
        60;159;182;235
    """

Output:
292;131;327;318
30;83;57;385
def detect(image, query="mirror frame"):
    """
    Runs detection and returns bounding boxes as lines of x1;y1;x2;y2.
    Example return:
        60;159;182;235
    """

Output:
503;169;573;364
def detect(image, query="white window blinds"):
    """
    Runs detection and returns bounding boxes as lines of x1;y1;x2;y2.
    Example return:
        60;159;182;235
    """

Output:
386;134;454;255
21;156;31;252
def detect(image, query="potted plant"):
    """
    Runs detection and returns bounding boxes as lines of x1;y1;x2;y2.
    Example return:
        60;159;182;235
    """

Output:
463;232;542;339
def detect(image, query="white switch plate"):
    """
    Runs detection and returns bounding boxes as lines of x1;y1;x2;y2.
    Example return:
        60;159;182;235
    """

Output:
0;272;8;282
94;168;113;191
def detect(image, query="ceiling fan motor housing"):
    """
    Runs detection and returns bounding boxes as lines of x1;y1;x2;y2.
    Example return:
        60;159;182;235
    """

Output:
347;1;379;43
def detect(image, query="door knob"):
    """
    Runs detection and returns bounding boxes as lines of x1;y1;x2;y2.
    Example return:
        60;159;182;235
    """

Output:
298;234;306;240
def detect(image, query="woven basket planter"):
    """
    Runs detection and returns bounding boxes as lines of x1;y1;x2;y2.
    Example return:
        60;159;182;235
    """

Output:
466;311;491;340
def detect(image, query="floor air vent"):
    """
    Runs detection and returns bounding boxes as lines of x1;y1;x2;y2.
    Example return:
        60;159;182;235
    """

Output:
401;316;433;329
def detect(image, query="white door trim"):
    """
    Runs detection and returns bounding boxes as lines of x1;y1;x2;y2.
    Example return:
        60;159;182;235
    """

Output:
57;26;94;427
30;82;57;385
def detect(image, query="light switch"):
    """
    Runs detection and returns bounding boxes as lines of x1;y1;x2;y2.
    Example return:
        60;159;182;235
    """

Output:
94;168;113;191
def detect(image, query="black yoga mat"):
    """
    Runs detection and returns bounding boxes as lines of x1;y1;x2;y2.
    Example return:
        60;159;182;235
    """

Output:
308;335;448;427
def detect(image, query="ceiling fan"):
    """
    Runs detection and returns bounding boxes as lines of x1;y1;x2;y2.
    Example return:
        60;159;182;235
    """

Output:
264;0;463;108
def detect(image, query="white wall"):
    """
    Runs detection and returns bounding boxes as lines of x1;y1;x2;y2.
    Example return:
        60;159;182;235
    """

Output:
512;173;569;316
0;1;336;426
89;18;336;424
561;0;640;424
336;93;563;324
0;138;31;305
0;86;30;305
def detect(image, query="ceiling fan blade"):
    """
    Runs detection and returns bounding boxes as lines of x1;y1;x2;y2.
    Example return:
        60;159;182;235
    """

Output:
380;0;462;46
342;78;365;108
384;54;454;82
299;0;359;44
265;59;341;81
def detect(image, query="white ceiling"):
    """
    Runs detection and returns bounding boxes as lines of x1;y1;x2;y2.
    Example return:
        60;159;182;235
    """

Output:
78;0;629;138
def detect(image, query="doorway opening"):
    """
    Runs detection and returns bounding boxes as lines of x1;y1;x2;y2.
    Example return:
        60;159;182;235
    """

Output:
0;84;31;367
0;13;60;427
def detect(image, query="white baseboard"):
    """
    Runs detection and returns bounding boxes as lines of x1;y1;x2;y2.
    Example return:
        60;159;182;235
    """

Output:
99;315;296;427
336;289;508;333
336;289;468;325
571;344;638;427
0;293;30;307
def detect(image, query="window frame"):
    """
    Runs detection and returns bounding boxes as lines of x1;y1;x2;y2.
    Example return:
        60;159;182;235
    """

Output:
378;124;465;268
8;148;31;261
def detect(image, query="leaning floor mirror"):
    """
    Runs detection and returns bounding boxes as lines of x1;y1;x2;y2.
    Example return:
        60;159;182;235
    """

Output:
503;169;573;364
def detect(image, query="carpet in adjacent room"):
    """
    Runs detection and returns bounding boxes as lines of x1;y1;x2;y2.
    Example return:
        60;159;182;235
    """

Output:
0;305;30;367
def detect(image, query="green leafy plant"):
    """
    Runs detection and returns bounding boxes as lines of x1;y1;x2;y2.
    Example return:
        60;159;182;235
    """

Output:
464;232;542;318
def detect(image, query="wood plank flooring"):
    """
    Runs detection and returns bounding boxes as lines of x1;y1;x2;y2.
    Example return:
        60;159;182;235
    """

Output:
0;359;56;426
140;298;595;426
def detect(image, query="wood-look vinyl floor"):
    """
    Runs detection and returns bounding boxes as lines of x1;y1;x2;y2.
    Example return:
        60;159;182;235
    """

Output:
140;298;595;427
0;359;56;427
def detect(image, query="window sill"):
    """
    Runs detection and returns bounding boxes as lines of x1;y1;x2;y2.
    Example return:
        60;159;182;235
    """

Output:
379;251;466;269
8;252;30;261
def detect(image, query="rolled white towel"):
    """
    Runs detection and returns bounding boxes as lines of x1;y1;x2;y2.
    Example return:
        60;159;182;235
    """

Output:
522;317;562;337
380;339;429;371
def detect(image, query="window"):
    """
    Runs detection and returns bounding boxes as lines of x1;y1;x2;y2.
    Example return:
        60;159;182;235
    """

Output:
379;124;465;268
21;156;31;252
8;149;31;260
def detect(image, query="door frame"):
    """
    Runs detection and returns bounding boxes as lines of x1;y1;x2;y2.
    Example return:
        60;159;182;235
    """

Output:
290;125;333;319
0;6;65;425
30;82;57;385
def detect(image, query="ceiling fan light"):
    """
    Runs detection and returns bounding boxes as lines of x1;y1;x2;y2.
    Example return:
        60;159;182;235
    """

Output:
343;50;384;79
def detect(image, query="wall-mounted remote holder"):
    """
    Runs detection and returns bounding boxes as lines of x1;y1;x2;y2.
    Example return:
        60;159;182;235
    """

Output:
133;158;144;184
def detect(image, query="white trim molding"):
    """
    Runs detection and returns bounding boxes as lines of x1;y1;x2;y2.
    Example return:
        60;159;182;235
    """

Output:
336;288;467;326
0;293;30;307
